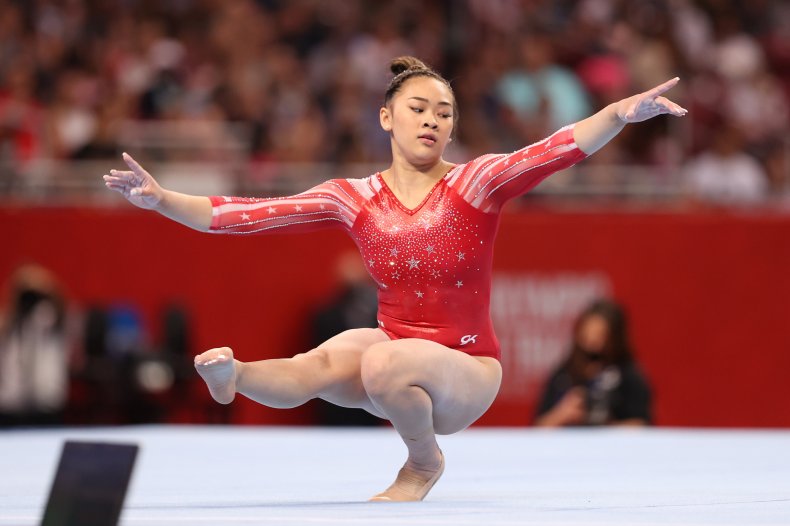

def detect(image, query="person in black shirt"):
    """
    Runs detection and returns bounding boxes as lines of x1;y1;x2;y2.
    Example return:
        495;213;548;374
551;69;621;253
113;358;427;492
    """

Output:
534;299;652;427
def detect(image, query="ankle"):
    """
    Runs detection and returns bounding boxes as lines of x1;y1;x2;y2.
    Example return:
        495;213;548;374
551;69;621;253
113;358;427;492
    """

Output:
406;448;442;472
402;432;440;468
232;360;244;391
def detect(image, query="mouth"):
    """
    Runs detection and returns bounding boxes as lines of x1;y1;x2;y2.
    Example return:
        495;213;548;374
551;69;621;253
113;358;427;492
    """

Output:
418;133;437;145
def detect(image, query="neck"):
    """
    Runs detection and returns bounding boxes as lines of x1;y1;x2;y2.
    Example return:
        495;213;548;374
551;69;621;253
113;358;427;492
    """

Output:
383;154;453;194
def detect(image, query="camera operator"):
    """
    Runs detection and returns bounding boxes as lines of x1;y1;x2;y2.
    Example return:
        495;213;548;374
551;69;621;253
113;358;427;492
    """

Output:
534;299;652;427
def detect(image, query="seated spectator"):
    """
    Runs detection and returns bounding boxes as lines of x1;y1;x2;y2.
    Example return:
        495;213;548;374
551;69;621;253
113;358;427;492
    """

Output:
683;120;769;205
534;299;652;427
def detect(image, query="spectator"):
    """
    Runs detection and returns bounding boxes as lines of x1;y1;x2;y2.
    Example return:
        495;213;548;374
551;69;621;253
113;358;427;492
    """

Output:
534;299;652;427
683;119;769;205
0;0;786;202
0;264;69;426
495;29;592;147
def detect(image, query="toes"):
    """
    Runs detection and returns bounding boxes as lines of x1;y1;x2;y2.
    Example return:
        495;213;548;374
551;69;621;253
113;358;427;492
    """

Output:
194;347;232;366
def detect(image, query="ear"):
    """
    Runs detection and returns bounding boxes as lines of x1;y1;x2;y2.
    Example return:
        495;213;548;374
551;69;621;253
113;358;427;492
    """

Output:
379;106;392;132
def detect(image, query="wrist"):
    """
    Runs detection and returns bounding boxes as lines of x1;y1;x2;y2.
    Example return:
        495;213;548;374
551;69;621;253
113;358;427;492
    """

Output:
153;187;170;213
608;102;628;126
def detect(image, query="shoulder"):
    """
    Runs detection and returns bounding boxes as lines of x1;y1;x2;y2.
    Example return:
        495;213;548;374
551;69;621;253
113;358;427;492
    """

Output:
444;154;503;188
618;362;651;389
342;174;383;201
303;176;378;200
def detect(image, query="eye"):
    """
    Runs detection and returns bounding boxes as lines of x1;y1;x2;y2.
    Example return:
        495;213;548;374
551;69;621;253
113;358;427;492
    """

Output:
410;106;424;113
440;113;453;119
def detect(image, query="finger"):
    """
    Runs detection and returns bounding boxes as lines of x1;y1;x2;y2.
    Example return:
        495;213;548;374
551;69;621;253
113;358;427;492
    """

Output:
105;182;129;194
645;77;680;99
106;180;148;198
122;152;147;177
655;96;688;116
108;170;137;183
103;174;134;185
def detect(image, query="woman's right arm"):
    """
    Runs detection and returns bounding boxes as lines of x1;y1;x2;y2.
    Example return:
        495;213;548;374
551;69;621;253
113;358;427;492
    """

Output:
103;153;212;232
105;153;364;236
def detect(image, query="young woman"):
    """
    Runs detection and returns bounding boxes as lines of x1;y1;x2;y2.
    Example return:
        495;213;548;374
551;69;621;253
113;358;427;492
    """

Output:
104;56;686;501
534;299;652;427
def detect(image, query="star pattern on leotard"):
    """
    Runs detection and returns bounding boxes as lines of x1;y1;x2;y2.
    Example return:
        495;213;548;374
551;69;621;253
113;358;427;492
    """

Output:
208;125;585;356
355;182;485;310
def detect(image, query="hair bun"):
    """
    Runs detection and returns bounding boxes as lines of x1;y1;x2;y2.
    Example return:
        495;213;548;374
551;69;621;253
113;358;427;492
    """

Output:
390;56;429;76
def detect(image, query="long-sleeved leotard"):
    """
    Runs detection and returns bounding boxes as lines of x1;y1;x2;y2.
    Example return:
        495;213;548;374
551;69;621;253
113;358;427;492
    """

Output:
209;125;587;360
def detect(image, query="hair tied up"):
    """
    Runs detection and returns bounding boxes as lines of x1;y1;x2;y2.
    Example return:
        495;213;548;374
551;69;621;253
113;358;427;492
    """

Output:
390;56;429;77
383;56;457;132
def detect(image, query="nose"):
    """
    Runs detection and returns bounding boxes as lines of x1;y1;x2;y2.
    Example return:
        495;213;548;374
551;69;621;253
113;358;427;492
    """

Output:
423;115;438;129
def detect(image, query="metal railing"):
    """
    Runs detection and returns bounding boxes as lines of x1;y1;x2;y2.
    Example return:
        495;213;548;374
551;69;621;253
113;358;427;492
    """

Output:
1;119;787;209
0;158;692;205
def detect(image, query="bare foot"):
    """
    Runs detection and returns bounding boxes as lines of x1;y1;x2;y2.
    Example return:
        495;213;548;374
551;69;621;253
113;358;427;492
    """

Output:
370;452;445;502
194;347;238;404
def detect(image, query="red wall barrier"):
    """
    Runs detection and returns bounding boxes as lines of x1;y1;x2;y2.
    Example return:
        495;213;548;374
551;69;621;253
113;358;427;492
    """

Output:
4;205;790;427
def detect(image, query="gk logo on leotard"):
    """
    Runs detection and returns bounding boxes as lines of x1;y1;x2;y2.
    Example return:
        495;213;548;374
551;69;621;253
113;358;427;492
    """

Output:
460;334;478;346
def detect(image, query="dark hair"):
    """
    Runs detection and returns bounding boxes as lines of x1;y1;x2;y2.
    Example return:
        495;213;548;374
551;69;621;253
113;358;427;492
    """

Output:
565;299;635;384
5;265;65;335
383;56;458;120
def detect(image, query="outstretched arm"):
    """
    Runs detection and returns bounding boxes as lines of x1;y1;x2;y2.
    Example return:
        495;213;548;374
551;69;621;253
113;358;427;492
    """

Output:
573;77;687;155
103;153;212;231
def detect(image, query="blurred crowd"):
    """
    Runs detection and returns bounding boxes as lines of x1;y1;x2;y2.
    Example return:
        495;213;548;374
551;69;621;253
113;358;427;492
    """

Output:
0;0;789;202
0;263;218;426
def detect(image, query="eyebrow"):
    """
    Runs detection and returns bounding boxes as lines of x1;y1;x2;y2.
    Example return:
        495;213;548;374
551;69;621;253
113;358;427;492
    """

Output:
408;96;453;107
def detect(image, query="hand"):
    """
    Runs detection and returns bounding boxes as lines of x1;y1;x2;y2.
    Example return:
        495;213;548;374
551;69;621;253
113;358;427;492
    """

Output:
615;77;687;124
550;387;587;426
102;153;164;210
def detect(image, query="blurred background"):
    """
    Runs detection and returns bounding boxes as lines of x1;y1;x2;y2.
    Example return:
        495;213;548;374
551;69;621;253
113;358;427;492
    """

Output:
2;0;789;428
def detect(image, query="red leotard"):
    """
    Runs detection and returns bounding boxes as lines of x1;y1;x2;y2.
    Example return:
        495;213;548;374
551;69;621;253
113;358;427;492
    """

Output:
209;125;587;360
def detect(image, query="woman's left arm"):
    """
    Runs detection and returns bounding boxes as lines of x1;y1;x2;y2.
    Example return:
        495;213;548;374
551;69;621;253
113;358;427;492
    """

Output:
573;78;687;155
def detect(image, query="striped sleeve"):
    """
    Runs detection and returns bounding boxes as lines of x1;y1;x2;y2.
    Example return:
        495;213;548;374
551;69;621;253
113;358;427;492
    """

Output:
208;178;369;235
446;124;587;213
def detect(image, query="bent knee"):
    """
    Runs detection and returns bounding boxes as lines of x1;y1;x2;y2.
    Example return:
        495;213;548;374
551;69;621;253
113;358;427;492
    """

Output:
360;342;404;398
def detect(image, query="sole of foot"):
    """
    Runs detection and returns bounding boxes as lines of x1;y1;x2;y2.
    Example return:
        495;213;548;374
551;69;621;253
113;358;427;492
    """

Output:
194;347;237;404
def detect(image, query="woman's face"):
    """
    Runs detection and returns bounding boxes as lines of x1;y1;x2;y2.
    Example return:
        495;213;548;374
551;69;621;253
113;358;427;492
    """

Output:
577;314;609;356
380;76;455;168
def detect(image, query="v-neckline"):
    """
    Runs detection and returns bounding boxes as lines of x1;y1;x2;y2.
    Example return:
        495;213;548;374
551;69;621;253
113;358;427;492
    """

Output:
376;170;451;215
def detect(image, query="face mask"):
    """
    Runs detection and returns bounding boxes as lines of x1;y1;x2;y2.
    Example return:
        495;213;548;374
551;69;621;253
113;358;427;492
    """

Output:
580;349;604;362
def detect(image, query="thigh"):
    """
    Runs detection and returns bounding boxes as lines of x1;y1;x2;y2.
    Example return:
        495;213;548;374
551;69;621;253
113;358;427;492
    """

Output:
305;327;390;417
365;339;503;435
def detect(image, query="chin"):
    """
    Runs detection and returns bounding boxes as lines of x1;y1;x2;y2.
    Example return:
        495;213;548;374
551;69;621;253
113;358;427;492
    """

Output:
409;151;443;166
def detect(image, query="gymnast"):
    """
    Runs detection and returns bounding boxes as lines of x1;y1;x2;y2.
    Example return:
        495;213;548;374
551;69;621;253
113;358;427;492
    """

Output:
104;56;686;502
